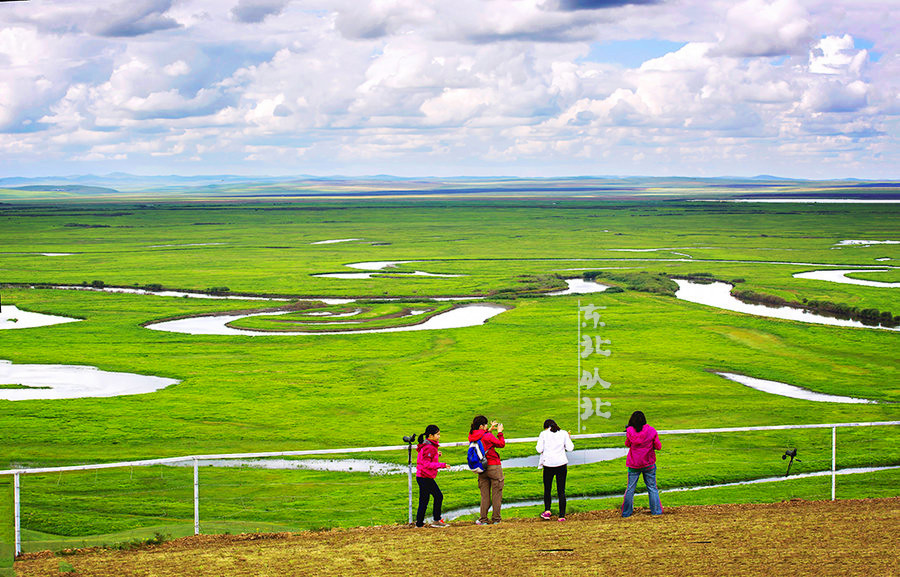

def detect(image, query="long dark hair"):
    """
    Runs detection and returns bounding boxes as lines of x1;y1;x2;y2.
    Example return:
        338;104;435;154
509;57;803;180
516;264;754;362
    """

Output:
470;415;488;433
628;411;647;433
543;419;560;432
418;424;439;444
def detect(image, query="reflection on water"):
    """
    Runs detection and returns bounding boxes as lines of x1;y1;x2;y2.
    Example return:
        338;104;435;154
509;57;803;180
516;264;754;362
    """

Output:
443;465;900;519
716;372;879;404
0;360;179;401
172;447;627;475
0;305;81;330
793;269;900;288
547;279;609;295
146;303;509;336
673;279;899;331
53;285;293;301
346;261;418;270
502;448;627;468
310;238;362;245
834;240;899;246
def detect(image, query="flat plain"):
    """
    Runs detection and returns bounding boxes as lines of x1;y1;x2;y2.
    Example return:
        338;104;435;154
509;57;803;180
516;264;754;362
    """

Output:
0;197;897;558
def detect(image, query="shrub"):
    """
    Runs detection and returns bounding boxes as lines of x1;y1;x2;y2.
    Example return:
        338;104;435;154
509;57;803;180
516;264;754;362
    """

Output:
584;271;678;295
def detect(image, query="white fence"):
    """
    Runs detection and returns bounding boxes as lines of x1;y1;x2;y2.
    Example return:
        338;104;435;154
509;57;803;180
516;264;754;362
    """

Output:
1;420;898;556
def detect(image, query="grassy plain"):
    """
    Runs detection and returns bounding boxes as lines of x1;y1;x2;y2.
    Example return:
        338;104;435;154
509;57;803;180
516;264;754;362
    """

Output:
0;199;897;553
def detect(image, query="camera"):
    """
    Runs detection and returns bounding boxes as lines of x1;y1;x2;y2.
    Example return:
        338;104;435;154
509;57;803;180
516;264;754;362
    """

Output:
782;448;798;460
402;434;417;443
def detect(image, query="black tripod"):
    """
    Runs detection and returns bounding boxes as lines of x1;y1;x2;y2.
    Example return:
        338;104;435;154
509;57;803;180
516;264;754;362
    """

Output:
782;448;801;476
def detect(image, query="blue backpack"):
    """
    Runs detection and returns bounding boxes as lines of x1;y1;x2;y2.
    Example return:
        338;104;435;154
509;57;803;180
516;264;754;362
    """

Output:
467;439;488;473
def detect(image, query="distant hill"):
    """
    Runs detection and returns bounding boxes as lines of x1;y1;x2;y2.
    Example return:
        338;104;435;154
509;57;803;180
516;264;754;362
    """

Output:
0;173;897;201
11;185;119;195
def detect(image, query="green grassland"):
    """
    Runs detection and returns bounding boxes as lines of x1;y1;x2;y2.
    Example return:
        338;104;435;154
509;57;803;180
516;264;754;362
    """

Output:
227;301;458;332
0;199;897;553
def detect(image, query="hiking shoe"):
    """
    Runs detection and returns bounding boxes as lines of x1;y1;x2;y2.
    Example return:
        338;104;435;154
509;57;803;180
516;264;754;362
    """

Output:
557;517;567;522
540;511;552;520
430;519;450;528
475;519;488;525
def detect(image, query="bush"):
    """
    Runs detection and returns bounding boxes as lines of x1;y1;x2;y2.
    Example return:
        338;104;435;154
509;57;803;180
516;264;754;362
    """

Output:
584;271;678;295
90;280;105;288
206;286;230;295
110;532;170;551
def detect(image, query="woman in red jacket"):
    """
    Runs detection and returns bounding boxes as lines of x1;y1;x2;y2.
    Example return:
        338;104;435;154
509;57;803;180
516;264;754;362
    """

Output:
416;424;449;528
468;415;506;525
621;410;663;517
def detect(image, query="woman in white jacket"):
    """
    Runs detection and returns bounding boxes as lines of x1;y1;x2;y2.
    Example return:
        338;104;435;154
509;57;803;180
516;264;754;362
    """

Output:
536;419;574;521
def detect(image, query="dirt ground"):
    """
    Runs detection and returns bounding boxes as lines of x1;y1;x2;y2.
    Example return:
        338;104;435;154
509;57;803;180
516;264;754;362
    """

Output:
16;498;900;577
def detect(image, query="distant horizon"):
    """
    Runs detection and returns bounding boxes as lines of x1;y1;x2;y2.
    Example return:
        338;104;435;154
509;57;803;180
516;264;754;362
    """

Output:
3;172;898;184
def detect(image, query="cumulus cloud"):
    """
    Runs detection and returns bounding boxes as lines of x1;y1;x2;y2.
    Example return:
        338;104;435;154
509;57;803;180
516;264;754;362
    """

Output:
558;0;661;10
715;0;812;57
809;34;867;75
231;0;287;24
0;0;895;177
88;0;181;37
164;60;191;76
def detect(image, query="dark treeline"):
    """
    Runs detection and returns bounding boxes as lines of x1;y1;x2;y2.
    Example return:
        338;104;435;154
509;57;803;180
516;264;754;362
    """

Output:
732;288;898;327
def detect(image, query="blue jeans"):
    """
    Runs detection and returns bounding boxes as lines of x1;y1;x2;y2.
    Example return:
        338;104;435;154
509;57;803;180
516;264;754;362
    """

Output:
621;464;662;517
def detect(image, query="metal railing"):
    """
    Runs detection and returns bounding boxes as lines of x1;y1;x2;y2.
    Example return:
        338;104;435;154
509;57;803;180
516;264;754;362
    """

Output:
1;420;898;556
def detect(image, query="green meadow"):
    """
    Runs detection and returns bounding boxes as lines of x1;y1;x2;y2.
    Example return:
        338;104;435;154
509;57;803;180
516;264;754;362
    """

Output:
0;199;897;554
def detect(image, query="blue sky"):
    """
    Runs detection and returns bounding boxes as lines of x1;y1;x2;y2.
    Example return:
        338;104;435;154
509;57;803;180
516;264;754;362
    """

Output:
0;0;897;179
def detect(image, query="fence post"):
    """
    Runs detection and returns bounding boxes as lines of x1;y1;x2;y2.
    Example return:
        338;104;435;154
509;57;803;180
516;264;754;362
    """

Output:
13;474;20;557
407;460;413;525
193;458;200;535
831;427;836;501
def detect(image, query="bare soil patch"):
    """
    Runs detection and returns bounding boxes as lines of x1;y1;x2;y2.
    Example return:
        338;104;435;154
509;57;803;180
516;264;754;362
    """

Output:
15;498;899;577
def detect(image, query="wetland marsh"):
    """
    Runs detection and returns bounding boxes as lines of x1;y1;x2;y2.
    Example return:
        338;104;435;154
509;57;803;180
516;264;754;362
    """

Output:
0;198;897;550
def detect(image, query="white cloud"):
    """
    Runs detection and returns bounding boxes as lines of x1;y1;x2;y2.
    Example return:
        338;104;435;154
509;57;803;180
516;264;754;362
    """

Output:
164;60;191;76
0;0;895;178
716;0;812;57
809;35;867;75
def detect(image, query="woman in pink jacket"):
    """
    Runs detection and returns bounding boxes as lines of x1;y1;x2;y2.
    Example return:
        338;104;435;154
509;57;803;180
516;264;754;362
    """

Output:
416;424;449;528
621;411;663;517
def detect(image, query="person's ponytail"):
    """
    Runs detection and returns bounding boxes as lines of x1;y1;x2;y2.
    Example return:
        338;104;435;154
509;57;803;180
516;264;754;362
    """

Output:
419;424;440;444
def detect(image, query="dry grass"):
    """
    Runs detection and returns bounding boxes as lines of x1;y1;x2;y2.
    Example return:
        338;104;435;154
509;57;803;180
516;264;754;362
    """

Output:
16;498;899;577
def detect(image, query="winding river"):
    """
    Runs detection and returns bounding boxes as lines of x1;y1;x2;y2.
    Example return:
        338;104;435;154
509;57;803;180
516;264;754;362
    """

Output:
673;279;899;331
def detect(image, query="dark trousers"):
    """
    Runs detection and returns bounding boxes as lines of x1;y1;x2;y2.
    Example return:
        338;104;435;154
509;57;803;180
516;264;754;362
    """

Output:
416;476;443;526
543;464;568;518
